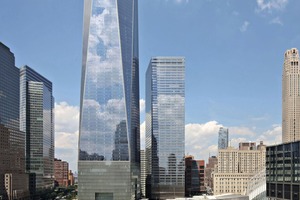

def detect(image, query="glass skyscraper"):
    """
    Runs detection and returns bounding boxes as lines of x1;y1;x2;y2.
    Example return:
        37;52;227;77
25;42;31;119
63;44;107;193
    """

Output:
218;127;228;150
20;65;54;190
0;42;29;199
146;57;185;199
78;0;140;199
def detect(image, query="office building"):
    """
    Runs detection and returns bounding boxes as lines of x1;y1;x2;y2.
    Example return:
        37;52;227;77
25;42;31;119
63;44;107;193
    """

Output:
266;141;300;200
141;150;147;197
218;127;228;149
78;0;140;199
239;142;256;150
204;156;218;194
197;160;206;194
68;170;75;186
185;156;200;197
146;57;185;199
54;159;69;187
214;142;266;195
0;42;29;199
20;65;54;190
282;48;300;143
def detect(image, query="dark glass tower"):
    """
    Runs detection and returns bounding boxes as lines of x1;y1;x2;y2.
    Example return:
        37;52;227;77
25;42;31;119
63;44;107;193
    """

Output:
146;57;185;199
0;42;29;199
20;65;54;190
78;0;140;199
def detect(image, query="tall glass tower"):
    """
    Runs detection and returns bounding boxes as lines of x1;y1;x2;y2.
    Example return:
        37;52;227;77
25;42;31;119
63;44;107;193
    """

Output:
20;65;54;190
0;42;29;200
218;127;228;149
78;0;140;199
146;57;185;199
282;48;300;143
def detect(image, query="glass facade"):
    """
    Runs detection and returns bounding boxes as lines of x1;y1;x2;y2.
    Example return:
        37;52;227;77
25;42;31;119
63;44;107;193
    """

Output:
78;0;139;199
20;65;54;189
185;156;200;197
266;141;300;200
146;57;185;199
0;42;28;199
218;127;228;150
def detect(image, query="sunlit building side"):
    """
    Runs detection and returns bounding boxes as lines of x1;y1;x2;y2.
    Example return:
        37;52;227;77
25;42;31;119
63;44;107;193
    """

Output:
78;0;140;199
146;57;185;199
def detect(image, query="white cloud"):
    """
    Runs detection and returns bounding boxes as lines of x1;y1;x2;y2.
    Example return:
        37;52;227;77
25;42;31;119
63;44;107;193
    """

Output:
140;99;145;114
184;121;282;162
256;0;288;12
240;21;250;32
55;102;79;133
185;121;222;160
229;126;256;136
270;17;283;25
55;102;79;172
256;124;282;145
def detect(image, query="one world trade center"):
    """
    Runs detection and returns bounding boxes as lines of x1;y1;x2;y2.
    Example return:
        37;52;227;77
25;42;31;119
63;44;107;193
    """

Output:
78;0;140;199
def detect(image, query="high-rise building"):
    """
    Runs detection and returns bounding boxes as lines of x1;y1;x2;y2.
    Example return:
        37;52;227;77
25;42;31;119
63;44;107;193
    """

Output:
204;156;218;194
213;142;266;195
197;160;206;194
0;42;29;199
54;158;69;187
218;127;228;149
68;170;75;186
20;65;54;190
185;155;200;197
141;150;146;197
146;57;185;199
266;141;300;200
282;48;300;143
78;0;140;199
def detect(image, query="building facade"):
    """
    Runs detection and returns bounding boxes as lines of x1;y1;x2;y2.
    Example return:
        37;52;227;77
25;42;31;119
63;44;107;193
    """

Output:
218;127;228;150
204;156;218;194
282;48;300;143
78;0;140;199
239;142;256;150
54;159;69;187
266;141;300;200
185;156;200;197
68;170;75;186
197;160;206;194
0;42;29;200
146;57;185;199
20;65;54;190
214;142;266;195
141;150;146;197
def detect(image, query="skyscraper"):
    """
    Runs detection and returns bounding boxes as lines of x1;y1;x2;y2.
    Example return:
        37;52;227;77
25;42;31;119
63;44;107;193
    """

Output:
0;42;29;199
218;127;228;149
282;48;300;143
78;0;140;199
140;150;146;198
146;57;185;199
20;65;54;190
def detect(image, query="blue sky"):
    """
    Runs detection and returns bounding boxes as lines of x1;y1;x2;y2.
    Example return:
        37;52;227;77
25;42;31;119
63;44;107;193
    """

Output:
0;0;299;171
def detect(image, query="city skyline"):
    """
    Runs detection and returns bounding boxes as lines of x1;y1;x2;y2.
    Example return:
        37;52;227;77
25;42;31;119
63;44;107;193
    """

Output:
1;0;300;172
